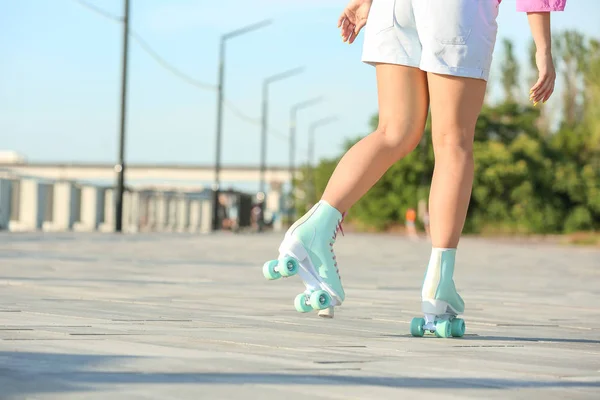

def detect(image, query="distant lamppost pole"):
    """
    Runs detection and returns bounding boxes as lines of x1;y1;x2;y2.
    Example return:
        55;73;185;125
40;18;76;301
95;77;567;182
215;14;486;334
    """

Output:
115;0;130;233
288;97;323;218
257;67;304;230
307;116;337;204
212;20;272;232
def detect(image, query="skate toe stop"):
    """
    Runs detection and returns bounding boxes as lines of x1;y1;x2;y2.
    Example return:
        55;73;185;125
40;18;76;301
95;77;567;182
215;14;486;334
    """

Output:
318;307;334;318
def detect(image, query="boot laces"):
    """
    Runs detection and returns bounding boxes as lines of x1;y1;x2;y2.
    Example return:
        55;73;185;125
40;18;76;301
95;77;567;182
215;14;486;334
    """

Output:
329;212;346;278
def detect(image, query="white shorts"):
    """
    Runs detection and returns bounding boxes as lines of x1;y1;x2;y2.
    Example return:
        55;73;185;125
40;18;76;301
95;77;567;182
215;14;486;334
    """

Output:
361;0;500;81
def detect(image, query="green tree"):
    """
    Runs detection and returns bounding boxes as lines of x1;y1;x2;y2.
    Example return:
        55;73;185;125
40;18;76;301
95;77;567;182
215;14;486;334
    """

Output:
293;30;600;235
501;39;520;103
554;31;586;127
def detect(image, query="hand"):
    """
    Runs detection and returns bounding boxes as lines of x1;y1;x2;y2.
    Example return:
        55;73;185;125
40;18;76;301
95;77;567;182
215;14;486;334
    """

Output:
529;50;556;106
338;0;372;44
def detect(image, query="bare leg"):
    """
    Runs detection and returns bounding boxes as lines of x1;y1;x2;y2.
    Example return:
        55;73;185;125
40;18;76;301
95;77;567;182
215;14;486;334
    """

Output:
321;64;429;213
427;73;487;248
417;74;487;330
315;64;428;319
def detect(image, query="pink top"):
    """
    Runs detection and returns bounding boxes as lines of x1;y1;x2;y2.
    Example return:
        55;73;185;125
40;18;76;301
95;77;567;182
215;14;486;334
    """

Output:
510;0;567;12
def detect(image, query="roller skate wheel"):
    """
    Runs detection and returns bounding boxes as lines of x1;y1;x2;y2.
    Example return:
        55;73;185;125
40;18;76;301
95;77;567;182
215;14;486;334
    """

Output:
279;256;299;277
309;290;331;310
451;318;466;337
435;320;452;338
294;293;312;313
410;317;425;337
262;260;281;280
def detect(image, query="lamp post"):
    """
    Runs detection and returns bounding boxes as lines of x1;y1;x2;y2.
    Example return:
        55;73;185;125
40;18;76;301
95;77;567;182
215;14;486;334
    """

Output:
258;67;305;195
288;97;323;217
212;20;271;232
308;116;337;166
115;0;130;233
257;67;304;230
307;116;337;204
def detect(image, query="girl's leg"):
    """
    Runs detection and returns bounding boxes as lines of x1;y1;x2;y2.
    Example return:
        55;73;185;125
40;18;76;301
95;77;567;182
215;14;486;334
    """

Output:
321;64;430;213
427;73;487;248
418;73;487;335
281;63;429;318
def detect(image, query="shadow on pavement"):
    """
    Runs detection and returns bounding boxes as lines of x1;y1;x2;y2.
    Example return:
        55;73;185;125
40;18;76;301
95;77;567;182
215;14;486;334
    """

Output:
1;351;599;397
381;334;600;345
460;335;600;344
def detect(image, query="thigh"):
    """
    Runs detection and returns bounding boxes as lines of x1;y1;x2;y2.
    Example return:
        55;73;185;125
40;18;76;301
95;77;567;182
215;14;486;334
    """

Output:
427;73;487;149
415;0;500;81
375;63;429;134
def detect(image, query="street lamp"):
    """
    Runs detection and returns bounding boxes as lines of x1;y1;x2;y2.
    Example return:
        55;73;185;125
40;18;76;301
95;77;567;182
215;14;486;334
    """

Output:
212;19;272;232
258;67;305;196
307;116;337;204
257;66;304;231
308;116;338;166
289;97;323;217
115;0;130;233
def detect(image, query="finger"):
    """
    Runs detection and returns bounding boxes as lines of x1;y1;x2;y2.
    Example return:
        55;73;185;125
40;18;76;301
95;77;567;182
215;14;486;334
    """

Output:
338;12;346;28
530;77;548;104
543;75;556;103
530;72;549;97
347;30;355;44
532;78;551;105
537;77;553;103
345;26;357;42
350;18;367;43
542;81;555;103
338;12;346;39
529;78;543;98
535;80;550;104
349;24;361;44
345;21;355;41
341;17;352;41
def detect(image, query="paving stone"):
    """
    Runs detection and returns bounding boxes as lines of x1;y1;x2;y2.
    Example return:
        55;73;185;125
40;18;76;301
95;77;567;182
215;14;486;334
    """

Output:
0;232;598;399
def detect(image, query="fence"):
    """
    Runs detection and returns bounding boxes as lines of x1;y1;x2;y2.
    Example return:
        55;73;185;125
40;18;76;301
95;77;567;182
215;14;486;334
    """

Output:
0;172;213;233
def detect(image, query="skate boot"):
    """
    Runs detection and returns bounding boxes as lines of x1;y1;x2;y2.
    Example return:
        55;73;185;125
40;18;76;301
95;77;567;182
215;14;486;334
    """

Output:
262;200;346;315
410;248;466;338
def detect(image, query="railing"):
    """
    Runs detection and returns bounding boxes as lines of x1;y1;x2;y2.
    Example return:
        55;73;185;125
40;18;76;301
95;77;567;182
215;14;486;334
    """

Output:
0;173;213;233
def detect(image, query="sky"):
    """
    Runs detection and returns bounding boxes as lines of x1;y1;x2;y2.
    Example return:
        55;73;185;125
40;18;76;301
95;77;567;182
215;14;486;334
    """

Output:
1;0;599;176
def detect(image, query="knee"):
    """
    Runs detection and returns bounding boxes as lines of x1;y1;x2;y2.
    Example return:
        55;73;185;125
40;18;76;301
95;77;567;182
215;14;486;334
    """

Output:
375;120;423;156
434;126;474;159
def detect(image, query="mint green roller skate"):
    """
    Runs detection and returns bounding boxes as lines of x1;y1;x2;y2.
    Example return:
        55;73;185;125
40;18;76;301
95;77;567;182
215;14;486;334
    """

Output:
262;200;346;317
410;249;466;338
